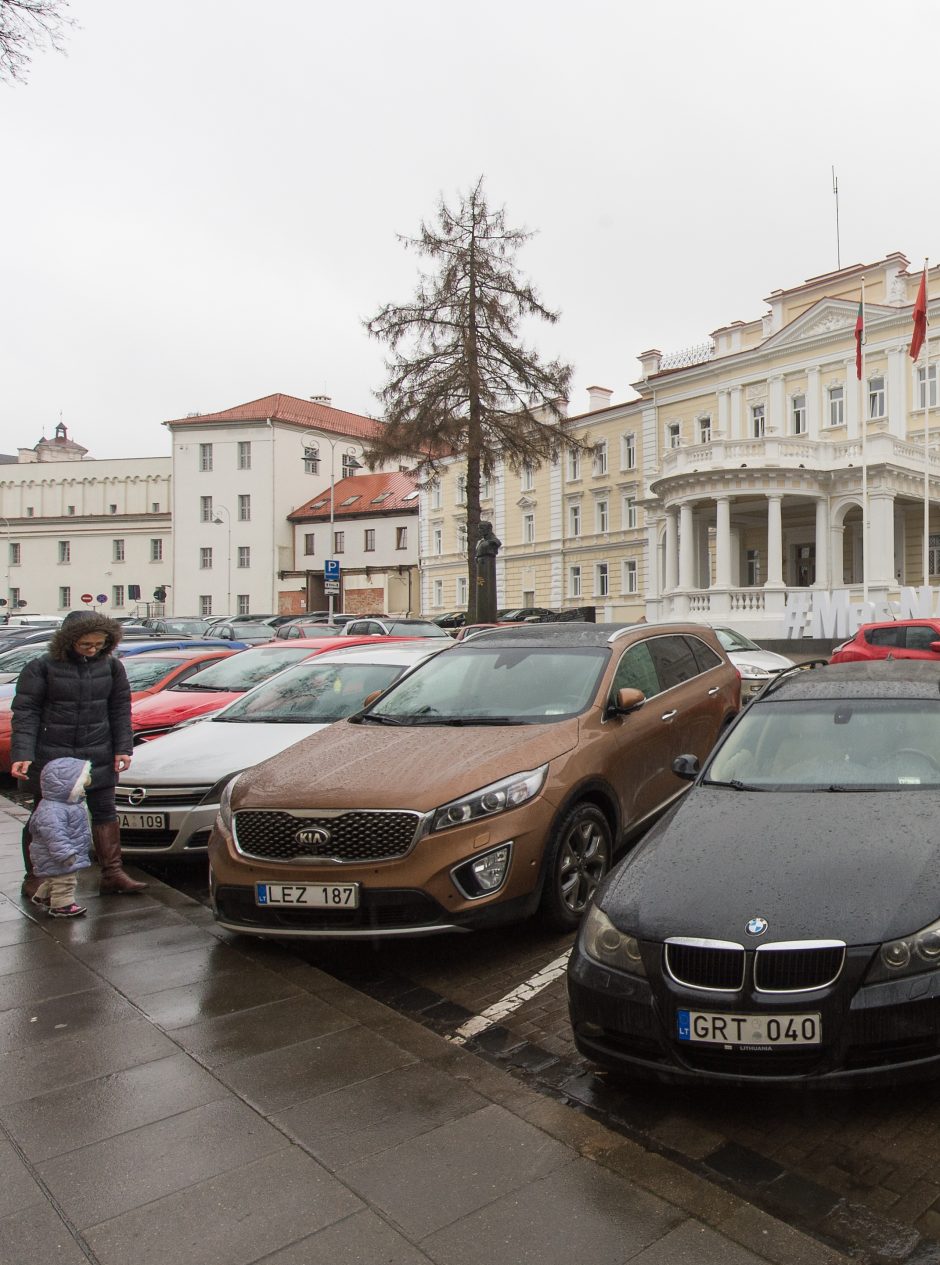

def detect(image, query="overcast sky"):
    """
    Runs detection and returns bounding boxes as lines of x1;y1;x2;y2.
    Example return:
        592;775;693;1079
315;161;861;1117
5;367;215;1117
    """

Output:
3;0;938;458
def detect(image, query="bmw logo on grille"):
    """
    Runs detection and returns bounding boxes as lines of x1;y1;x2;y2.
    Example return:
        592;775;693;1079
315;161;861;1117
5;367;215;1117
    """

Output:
294;826;332;850
745;917;768;936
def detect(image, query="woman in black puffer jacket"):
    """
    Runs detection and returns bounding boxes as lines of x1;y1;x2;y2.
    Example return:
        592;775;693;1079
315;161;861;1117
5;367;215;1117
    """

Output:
11;611;146;897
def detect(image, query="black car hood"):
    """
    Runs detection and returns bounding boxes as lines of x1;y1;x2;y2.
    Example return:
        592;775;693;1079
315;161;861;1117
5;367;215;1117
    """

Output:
604;787;940;946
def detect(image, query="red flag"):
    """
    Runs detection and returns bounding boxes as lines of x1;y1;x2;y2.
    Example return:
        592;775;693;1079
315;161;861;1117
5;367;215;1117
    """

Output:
855;299;864;380
910;268;928;361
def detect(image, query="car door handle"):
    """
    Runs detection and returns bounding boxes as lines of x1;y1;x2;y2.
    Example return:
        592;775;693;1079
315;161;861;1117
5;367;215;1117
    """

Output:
661;709;678;721
707;687;720;695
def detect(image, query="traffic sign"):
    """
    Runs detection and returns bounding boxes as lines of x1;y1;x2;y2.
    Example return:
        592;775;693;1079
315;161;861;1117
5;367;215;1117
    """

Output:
96;593;108;604
324;559;341;580
81;593;93;604
324;580;340;595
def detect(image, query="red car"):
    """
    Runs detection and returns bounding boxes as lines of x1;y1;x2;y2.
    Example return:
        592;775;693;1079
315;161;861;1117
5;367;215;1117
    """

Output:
130;635;405;741
830;620;940;664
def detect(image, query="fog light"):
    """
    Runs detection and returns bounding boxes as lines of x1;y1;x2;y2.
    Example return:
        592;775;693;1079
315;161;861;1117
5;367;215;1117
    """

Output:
452;843;512;899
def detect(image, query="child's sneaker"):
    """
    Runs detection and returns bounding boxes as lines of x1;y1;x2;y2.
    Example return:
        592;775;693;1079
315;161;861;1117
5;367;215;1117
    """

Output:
47;902;87;919
30;892;50;908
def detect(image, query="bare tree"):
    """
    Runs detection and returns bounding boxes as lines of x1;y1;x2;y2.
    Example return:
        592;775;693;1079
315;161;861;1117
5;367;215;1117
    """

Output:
366;178;578;620
1;0;73;84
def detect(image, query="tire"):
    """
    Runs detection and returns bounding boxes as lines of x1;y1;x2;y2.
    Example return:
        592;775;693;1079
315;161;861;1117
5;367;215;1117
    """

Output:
539;803;612;933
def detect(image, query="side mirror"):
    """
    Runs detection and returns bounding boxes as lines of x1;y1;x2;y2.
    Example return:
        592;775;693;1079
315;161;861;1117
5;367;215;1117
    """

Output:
931;642;940;655
672;754;700;781
361;690;383;708
609;687;645;715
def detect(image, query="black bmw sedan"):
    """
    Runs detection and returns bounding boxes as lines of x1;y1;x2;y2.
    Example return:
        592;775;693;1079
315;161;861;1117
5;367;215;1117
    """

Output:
568;661;940;1085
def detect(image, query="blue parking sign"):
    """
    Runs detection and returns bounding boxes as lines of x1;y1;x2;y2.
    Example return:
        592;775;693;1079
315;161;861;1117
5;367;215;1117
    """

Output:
324;559;341;580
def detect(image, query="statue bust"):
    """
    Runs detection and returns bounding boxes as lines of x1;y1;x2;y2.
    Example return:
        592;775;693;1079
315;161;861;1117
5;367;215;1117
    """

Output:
475;520;502;559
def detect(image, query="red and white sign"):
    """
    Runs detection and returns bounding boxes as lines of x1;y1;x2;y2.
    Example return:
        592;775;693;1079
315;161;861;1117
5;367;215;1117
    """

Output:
80;593;93;604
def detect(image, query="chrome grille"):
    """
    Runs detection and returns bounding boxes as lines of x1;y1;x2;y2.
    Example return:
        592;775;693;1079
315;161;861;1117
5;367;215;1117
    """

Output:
755;942;845;993
665;939;745;991
233;809;423;863
116;786;212;808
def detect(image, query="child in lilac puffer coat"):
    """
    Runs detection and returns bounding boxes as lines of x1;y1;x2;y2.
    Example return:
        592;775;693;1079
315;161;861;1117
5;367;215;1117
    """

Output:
29;757;93;918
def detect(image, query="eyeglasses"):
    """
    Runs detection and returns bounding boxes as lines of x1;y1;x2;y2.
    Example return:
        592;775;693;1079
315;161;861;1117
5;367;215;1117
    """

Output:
75;639;107;653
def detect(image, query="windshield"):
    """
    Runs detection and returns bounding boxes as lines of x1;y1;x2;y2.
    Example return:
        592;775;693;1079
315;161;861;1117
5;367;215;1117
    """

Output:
715;627;760;653
707;699;940;789
0;643;48;672
365;644;608;724
386;622;450;638
218;660;407;722
122;657;182;690
177;646;314;691
217;623;272;639
161;619;210;635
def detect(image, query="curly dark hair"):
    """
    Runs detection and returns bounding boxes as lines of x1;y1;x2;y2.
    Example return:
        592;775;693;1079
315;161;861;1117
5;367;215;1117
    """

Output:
48;612;123;662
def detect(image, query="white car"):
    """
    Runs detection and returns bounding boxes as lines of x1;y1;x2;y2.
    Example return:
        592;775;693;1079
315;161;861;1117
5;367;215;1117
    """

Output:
116;641;447;858
710;625;795;699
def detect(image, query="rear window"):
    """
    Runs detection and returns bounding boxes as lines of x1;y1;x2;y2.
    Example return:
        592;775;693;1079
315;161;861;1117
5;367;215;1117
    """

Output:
178;646;315;691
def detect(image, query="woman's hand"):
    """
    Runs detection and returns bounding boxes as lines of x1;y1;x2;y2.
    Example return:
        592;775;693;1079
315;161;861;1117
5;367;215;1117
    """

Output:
114;754;133;773
10;761;31;780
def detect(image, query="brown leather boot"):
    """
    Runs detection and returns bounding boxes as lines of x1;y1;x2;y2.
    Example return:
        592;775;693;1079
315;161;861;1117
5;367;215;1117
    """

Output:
20;826;42;900
94;820;147;894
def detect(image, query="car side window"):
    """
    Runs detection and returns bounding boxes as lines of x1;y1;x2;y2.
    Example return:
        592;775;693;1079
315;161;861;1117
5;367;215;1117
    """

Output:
905;625;940;651
647;635;700;691
611;642;660;700
685;635;723;673
867;627;904;647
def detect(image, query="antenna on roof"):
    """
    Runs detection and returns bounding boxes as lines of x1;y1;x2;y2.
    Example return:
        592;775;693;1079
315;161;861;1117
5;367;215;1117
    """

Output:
832;166;841;270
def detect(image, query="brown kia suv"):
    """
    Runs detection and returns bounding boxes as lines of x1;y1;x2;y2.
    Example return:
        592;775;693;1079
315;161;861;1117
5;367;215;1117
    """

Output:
208;623;740;939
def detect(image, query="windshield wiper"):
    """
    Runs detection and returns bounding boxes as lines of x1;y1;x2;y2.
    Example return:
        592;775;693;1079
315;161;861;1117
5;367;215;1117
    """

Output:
174;683;226;693
361;713;408;726
704;778;767;791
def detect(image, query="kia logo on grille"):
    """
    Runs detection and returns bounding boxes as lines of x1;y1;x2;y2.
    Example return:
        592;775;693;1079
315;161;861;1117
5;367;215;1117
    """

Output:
127;788;147;807
294;826;332;850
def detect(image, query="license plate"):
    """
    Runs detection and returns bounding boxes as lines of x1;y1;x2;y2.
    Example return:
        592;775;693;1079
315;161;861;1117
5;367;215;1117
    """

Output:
677;1009;821;1047
255;882;360;909
118;812;168;830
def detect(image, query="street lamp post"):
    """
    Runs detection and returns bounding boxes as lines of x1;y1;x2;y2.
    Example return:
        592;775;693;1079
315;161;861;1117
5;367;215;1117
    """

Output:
211;505;232;617
300;436;362;625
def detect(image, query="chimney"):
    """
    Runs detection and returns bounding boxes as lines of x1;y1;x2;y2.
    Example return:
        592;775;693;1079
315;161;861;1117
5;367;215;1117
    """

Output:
586;385;613;412
637;349;662;380
309;394;332;407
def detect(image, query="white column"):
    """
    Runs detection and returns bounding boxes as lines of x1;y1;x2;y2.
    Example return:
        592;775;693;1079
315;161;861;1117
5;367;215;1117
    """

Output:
664;509;679;591
830;523;845;586
645;519;661;600
807;367;821;440
845;359;860;439
769;375;785;433
887;348;906;438
715;496;732;588
679;503;695;589
814;498;830;588
765;494;784;588
717;390;731;437
730;387;743;440
868;492;896;585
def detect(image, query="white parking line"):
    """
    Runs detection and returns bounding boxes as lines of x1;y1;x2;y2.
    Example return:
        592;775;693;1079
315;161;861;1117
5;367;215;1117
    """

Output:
448;949;572;1045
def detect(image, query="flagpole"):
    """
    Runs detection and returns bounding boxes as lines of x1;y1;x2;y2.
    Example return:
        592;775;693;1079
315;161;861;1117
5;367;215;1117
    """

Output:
861;277;868;605
924;259;931;586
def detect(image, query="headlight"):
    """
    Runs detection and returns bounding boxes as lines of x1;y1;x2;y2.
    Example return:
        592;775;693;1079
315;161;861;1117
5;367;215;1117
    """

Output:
580;904;647;976
735;664;769;680
203;771;244;804
866;914;940;983
431;765;547;833
217;774;241;833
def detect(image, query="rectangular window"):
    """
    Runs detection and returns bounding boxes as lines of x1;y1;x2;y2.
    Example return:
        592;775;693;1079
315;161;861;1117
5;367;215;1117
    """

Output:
746;548;761;586
112;585;125;608
592;442;608;476
25;507;33;517
698;416;712;443
200;495;213;523
237;594;250;615
432;579;444;607
9;587;19;608
568;565;582;598
303;450;320;475
868;375;886;418
596;499;609;533
523;513;535;544
667;422;681;449
751;404;766;438
58;586;70;609
237;546;250;569
568;503;581;538
113;539;125;562
58;540;70;564
150;538;163;562
9;542;20;565
621;433;636;470
456;576;468;606
521;463;535;491
522;590;535;607
930;534;940;578
200;595;212;617
151;502;160;513
304;533;315;556
200;547;212;569
364;529;375;551
396;526;408;550
596;562;609;597
342;454;359;477
237;441;251;470
109;504;118;515
66;505;75;515
456;522;468;554
455;475;467;505
238;494;251;522
919;366;939;409
430;482;442;510
199;443;213;472
828;384;844;426
334;531;344;554
567;450;581;481
623;496;638;529
623;560;638;594
432;525;443;555
792;394;807;435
